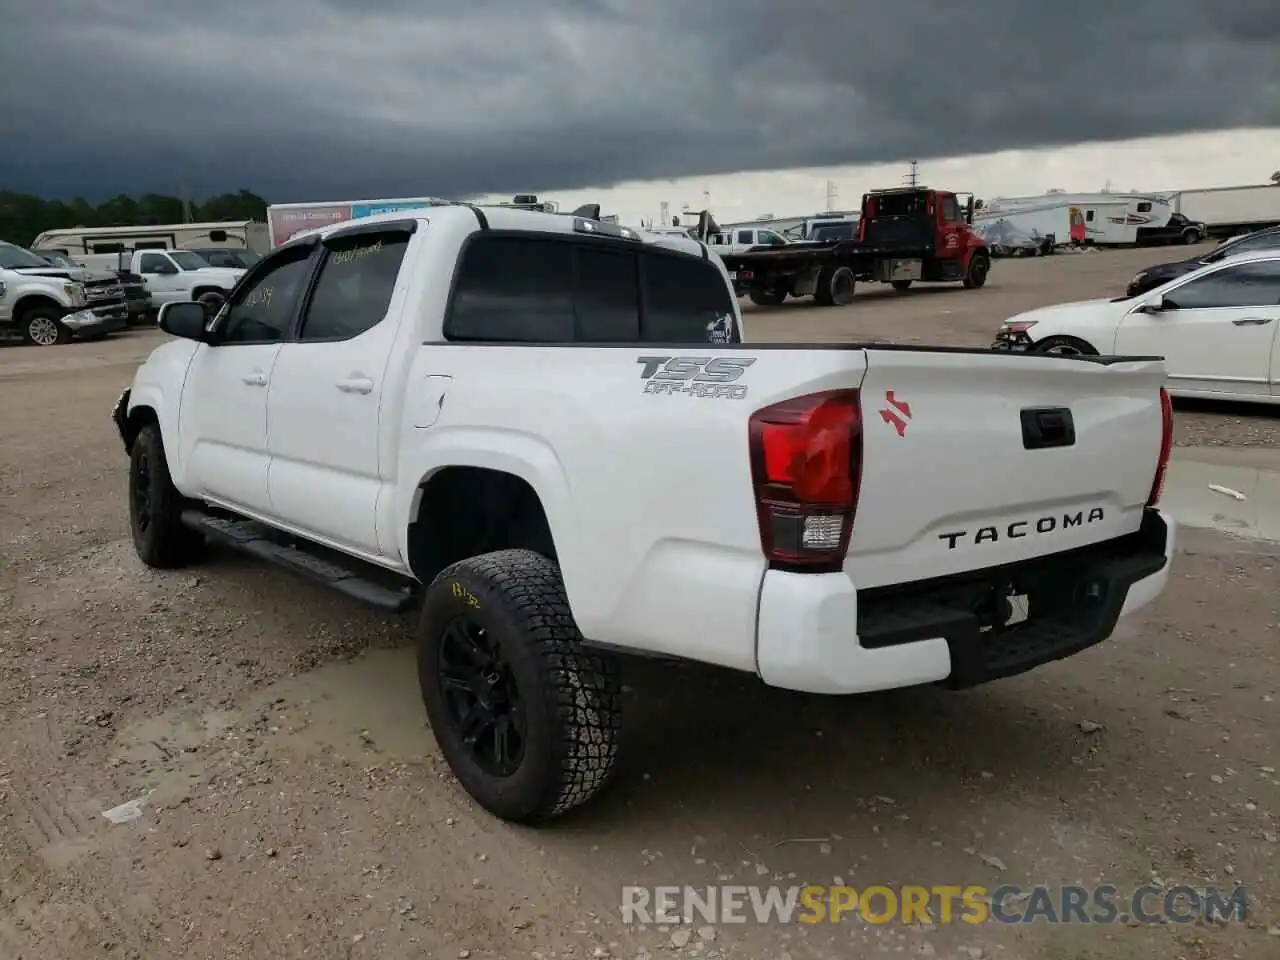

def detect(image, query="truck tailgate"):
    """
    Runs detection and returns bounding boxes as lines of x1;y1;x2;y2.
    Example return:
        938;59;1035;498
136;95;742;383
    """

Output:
848;349;1166;588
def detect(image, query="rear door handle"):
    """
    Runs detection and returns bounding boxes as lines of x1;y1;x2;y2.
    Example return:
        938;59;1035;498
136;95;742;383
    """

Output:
1232;317;1274;326
336;377;374;394
241;371;268;386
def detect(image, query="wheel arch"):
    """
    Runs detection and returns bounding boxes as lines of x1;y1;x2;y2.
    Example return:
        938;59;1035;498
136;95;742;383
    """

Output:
397;435;575;591
13;294;68;322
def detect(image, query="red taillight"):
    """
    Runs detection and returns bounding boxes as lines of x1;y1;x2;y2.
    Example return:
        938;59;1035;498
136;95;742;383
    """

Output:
1147;386;1174;506
748;390;862;572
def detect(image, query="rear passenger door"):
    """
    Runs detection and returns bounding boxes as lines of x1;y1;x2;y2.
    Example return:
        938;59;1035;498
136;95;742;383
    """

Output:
265;223;414;556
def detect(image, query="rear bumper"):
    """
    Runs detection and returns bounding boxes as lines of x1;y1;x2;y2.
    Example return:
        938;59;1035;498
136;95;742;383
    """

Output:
755;508;1174;694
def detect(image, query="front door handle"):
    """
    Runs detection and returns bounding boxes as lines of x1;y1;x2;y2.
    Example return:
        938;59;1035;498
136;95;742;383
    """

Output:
1233;317;1274;326
336;377;374;394
242;371;268;386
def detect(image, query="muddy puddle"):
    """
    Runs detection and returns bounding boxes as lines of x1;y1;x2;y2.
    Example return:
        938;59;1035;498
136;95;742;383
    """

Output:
108;648;427;809
1163;447;1280;543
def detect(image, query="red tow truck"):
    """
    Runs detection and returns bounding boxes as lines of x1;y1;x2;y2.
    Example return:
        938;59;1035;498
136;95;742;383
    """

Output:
716;186;991;307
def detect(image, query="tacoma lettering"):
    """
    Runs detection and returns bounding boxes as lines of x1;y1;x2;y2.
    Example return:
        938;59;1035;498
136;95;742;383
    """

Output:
938;508;1105;550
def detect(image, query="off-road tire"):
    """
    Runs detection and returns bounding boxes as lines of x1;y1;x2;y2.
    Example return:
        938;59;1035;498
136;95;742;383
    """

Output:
1182;228;1202;245
21;306;72;346
963;252;990;289
813;265;856;306
1031;335;1098;357
129;423;205;568
891;279;913;292
417;549;622;824
748;287;787;307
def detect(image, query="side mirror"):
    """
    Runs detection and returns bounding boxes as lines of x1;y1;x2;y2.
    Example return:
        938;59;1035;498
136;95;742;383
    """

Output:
1135;296;1170;315
158;301;210;342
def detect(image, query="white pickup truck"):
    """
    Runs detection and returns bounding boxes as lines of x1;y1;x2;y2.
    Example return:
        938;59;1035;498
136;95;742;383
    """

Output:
0;242;129;344
118;249;244;315
113;204;1177;824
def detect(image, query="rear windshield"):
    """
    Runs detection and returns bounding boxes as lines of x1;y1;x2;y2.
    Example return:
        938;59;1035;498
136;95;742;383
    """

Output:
868;192;927;218
812;223;856;241
445;234;739;344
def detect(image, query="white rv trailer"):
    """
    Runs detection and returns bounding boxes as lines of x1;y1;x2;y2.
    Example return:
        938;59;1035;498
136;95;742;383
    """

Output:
30;220;268;256
265;194;561;247
1157;184;1280;238
978;193;1172;246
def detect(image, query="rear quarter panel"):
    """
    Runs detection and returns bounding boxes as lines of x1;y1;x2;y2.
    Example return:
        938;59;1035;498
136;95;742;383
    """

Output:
394;345;870;670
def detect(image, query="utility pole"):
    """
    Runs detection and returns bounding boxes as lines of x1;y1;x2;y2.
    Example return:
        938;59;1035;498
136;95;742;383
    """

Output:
179;183;194;223
904;161;920;188
824;180;838;212
703;189;710;210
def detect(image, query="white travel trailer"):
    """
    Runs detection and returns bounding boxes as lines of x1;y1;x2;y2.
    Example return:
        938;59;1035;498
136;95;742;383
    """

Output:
978;193;1173;246
30;221;268;255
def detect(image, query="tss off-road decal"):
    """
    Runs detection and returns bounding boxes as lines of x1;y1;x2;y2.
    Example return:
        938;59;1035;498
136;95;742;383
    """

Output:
637;356;756;399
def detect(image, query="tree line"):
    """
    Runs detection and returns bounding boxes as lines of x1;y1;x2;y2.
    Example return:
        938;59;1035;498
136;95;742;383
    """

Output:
0;189;269;248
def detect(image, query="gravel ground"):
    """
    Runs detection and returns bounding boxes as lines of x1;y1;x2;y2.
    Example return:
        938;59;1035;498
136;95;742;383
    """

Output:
0;249;1277;960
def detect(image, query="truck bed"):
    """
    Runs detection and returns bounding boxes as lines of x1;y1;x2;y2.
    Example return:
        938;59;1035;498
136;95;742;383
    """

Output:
719;237;933;272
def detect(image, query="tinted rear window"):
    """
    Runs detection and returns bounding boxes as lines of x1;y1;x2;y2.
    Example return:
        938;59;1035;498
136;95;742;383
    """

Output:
869;192;926;218
446;235;738;344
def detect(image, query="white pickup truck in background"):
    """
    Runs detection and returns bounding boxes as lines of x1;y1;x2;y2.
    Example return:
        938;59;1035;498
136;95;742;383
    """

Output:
113;203;1176;824
113;249;245;315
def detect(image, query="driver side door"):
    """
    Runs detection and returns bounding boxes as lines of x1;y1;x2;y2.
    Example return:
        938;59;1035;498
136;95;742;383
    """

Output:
1115;259;1280;397
137;252;184;306
177;242;318;514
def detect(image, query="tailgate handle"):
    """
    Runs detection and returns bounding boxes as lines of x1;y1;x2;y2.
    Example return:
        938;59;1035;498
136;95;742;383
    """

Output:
1021;407;1075;450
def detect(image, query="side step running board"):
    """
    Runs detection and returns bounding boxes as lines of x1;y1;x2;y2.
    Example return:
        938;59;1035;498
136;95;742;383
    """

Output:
181;510;417;613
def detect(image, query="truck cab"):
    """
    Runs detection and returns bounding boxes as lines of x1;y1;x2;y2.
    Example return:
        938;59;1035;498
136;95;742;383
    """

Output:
707;226;790;255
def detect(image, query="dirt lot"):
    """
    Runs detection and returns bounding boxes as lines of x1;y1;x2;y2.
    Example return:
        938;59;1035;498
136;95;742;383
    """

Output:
1;245;1277;960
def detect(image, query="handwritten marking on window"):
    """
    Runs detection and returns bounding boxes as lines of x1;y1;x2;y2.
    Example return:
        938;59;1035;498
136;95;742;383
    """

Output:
330;240;383;268
242;285;275;309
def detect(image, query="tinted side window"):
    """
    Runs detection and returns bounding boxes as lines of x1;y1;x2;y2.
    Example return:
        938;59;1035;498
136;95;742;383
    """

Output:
736;231;754;245
575;247;639;340
644;252;739;343
219;246;314;344
1228;232;1280;256
300;232;410;341
1166;262;1280;310
138;253;170;274
1085;210;1095;222
448;237;574;341
1137;201;1152;213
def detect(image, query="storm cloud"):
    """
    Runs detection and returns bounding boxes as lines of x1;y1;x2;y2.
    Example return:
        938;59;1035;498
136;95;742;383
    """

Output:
2;0;1278;201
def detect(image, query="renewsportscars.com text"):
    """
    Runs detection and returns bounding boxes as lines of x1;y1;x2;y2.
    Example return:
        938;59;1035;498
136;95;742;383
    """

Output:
621;884;1248;926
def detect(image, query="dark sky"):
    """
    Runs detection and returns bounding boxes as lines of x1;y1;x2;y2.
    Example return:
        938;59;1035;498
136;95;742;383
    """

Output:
2;0;1278;202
